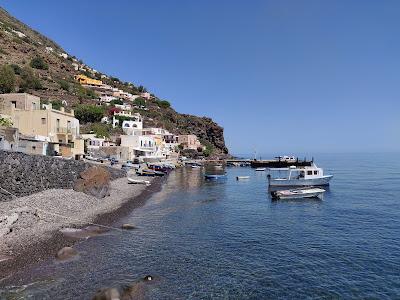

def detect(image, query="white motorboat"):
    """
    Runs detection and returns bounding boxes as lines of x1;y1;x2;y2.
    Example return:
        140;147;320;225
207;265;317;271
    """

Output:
236;176;250;180
268;163;333;186
271;187;325;200
128;178;151;185
191;165;201;169
255;167;266;171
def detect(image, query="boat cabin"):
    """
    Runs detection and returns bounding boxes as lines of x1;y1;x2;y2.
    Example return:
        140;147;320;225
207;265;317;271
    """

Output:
271;164;325;180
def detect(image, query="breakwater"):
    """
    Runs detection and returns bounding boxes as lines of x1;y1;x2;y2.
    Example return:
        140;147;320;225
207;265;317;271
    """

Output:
0;151;125;202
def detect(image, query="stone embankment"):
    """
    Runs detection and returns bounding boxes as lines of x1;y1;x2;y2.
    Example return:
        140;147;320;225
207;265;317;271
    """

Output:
0;150;126;202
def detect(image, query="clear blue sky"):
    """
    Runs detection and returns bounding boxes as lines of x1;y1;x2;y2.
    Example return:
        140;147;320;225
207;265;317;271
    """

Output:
1;0;399;154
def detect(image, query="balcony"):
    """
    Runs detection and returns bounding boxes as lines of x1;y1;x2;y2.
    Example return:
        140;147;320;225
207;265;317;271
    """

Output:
56;127;77;135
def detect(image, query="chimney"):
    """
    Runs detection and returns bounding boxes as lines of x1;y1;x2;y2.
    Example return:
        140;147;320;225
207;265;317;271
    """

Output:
60;107;65;112
70;109;74;116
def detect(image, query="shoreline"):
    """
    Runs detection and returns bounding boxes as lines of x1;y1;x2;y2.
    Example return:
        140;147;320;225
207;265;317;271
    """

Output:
0;173;167;282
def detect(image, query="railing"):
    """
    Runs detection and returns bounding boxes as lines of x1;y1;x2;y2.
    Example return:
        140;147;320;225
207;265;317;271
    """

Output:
56;127;77;135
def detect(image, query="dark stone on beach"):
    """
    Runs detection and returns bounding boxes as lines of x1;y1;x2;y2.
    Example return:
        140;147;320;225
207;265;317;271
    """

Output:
73;166;111;198
56;246;78;260
121;224;136;230
92;288;120;300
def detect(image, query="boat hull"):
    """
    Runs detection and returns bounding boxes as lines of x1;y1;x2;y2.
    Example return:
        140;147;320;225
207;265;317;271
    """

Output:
271;189;325;200
268;175;333;186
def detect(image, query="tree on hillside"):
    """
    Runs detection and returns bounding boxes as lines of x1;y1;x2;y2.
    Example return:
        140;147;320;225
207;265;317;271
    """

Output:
0;65;16;93
74;104;105;123
137;85;147;93
30;56;49;70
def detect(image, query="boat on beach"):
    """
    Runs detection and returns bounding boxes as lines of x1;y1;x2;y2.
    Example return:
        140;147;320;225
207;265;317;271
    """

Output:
127;178;151;185
271;187;325;200
267;163;333;186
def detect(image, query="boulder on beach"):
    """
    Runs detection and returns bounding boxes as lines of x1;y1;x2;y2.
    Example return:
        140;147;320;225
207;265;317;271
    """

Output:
92;288;120;300
73;166;111;198
56;246;78;260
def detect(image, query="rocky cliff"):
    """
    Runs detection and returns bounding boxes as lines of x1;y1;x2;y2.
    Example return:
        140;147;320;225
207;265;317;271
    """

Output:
0;7;228;155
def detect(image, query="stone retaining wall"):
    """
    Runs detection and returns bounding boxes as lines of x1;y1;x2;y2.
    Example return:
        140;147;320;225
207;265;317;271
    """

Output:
0;151;126;202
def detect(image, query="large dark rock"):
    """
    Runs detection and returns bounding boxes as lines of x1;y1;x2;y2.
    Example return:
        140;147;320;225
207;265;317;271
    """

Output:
73;166;111;198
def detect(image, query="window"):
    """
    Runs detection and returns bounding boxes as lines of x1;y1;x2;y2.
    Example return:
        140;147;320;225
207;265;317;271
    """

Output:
41;118;46;125
307;171;313;175
314;171;318;175
32;146;36;150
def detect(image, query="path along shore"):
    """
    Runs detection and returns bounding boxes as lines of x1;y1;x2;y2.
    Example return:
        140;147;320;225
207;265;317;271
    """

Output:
0;171;165;281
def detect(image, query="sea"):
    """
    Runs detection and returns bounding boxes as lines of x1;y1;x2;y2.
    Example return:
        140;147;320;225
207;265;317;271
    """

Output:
1;153;399;299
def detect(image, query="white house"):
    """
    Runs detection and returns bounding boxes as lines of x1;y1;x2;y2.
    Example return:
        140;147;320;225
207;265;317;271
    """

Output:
120;135;157;159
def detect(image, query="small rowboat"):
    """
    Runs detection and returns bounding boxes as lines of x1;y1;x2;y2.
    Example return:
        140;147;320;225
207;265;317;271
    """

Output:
128;178;151;185
271;187;325;200
236;176;250;180
255;167;266;171
204;173;227;180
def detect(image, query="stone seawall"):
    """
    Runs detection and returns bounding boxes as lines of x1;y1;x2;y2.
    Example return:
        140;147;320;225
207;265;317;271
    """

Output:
0;151;126;202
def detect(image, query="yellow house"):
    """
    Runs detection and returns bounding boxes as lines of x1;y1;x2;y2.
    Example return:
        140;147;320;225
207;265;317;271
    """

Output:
74;74;103;87
0;93;85;159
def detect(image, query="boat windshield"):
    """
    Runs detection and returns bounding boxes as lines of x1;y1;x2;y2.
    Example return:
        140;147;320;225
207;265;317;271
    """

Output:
269;169;305;179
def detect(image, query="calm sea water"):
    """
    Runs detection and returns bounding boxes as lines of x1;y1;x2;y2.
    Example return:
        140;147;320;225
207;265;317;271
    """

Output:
1;153;400;299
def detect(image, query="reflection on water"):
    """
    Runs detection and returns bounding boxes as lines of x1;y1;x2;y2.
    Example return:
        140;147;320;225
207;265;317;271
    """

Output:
1;153;400;299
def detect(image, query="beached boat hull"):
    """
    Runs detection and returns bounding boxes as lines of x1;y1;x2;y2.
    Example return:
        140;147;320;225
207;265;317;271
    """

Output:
268;175;333;186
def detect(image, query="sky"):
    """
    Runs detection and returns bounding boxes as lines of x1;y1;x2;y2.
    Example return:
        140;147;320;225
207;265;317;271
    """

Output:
1;0;399;155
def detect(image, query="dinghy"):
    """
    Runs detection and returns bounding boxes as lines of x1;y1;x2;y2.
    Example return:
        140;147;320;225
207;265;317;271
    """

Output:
271;187;325;200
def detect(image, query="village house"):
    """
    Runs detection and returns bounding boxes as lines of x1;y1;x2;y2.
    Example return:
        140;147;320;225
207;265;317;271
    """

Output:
0;93;85;159
177;134;203;151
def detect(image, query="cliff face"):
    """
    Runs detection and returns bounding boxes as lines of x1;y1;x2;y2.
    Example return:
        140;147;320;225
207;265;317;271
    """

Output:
0;7;228;155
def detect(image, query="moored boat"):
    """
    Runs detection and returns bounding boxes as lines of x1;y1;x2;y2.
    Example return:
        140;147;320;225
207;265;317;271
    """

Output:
205;173;227;180
255;167;266;171
271;187;325;200
267;163;333;186
236;176;250;180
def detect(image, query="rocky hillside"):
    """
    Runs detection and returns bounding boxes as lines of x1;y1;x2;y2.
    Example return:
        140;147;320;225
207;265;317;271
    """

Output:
0;7;228;156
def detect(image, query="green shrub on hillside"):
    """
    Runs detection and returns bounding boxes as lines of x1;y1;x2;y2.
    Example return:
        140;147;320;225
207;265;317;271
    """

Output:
0;65;16;93
30;56;49;70
19;66;43;91
156;100;171;109
74;84;98;99
10;64;22;75
51;100;63;110
58;79;70;91
90;123;110;138
134;97;146;107
74;104;105;123
109;99;124;106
